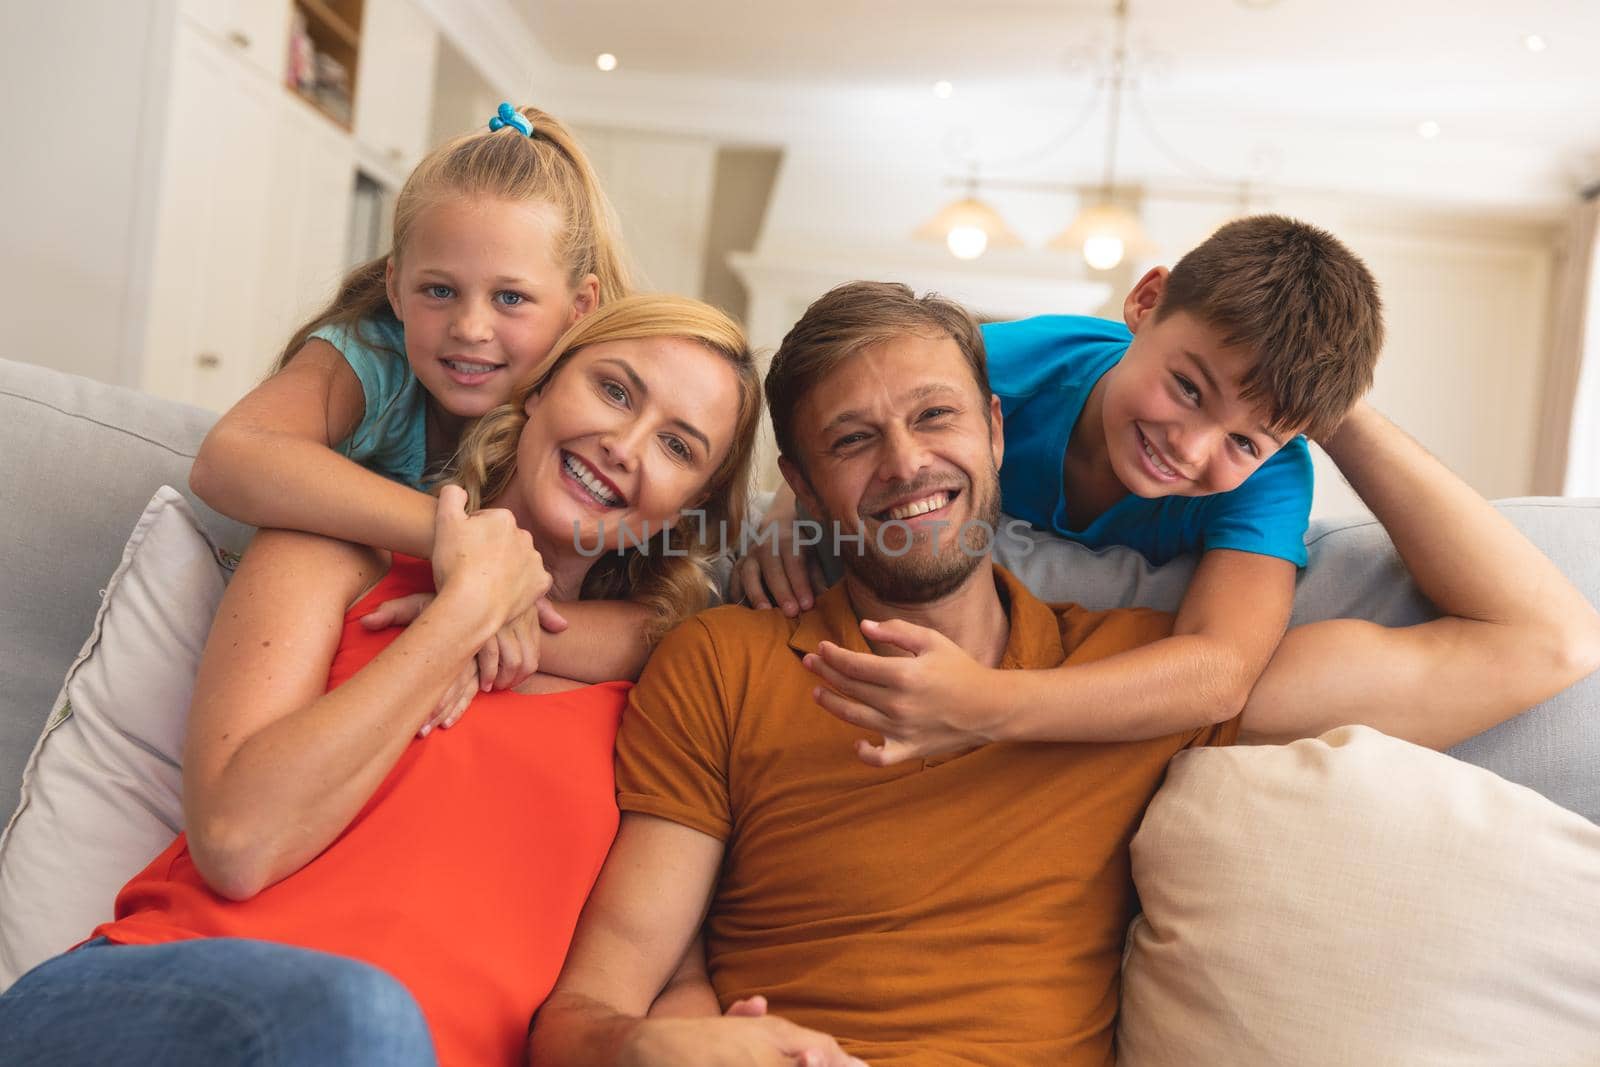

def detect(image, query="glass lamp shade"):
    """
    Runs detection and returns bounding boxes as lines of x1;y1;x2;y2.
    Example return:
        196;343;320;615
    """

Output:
1049;201;1154;271
914;197;1024;260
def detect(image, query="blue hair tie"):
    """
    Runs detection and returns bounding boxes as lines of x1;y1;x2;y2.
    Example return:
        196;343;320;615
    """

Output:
487;102;534;137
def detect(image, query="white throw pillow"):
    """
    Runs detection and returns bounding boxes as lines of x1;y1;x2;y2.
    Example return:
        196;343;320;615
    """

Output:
0;487;233;989
1119;725;1600;1067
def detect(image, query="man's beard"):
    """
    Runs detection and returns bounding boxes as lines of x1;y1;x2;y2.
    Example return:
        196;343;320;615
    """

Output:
823;463;1002;605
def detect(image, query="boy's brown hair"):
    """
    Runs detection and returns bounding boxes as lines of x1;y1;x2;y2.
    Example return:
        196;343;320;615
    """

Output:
1157;214;1383;440
765;281;989;467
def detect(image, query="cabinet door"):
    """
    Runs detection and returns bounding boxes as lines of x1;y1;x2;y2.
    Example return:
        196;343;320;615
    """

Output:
178;0;291;83
258;98;358;367
141;24;280;412
353;0;438;172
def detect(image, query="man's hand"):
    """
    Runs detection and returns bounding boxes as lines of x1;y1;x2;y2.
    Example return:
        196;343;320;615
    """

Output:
802;618;1006;766
729;487;825;616
623;1013;868;1067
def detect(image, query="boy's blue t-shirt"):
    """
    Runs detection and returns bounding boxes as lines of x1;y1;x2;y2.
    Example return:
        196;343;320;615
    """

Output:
311;316;429;490
980;315;1314;567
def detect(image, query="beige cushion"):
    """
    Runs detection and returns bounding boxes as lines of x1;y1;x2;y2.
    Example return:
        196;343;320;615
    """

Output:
0;488;231;990
1119;725;1600;1067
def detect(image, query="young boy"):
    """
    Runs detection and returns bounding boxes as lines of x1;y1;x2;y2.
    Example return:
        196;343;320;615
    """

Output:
736;215;1384;758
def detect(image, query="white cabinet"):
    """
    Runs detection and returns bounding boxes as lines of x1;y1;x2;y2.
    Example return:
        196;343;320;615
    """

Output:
260;98;358;360
142;23;355;413
142;23;282;411
178;0;291;83
577;127;718;299
3;0;503;406
353;0;438;177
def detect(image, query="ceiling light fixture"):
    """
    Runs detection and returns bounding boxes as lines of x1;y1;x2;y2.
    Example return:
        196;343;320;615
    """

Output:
595;53;618;72
1047;0;1152;270
1417;119;1441;139
1523;33;1547;53
912;175;1023;260
933;80;954;99
914;0;1193;267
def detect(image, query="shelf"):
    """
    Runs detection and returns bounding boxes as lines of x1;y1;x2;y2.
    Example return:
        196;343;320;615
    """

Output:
288;85;353;132
288;0;363;133
298;0;359;50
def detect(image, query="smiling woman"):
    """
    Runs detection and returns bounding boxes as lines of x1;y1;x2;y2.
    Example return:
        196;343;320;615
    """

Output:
457;294;765;636
0;294;764;1067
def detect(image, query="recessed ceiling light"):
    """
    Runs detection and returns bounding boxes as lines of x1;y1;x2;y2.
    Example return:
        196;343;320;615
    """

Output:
1417;120;1441;140
595;53;618;72
1523;34;1547;53
933;80;954;99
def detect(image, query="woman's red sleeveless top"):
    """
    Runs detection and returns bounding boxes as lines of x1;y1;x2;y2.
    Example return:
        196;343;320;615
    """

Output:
94;555;628;1066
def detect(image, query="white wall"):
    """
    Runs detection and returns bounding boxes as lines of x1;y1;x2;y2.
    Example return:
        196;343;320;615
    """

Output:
749;140;1563;517
428;38;498;150
1309;220;1556;519
0;0;172;388
575;125;717;299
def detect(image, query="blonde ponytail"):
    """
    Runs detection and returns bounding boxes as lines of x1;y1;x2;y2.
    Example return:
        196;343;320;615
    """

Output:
272;103;632;376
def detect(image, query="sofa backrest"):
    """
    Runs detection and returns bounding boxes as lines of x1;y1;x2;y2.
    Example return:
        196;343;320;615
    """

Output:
993;502;1600;821
3;355;1598;822
0;359;252;805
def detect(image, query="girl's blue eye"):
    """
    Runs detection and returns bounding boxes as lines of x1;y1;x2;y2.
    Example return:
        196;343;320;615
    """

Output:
495;291;524;307
425;285;454;299
664;436;692;461
602;380;628;404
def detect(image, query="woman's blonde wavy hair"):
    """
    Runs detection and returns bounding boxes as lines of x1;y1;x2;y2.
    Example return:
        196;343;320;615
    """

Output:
273;104;631;372
452;295;761;640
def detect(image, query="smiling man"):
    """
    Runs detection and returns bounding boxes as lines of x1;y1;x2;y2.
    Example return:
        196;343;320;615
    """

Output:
528;282;1600;1066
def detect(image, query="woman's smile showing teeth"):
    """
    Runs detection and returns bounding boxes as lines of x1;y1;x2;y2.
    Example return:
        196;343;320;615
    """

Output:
561;450;625;508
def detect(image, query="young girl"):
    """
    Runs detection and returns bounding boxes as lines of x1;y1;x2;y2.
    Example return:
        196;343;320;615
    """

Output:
0;296;764;1067
191;103;645;710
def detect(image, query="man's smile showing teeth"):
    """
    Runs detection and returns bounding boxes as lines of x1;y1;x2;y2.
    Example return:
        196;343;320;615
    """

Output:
1138;427;1179;479
562;452;624;506
878;491;955;521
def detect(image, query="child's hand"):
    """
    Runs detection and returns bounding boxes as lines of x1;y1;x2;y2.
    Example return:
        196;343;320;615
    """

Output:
801;619;1006;765
475;599;569;692
363;591;571;694
724;995;768;1018
414;658;479;737
431;484;551;639
729;489;825;616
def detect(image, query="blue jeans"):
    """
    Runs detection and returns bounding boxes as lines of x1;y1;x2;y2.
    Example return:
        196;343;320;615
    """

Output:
0;937;438;1066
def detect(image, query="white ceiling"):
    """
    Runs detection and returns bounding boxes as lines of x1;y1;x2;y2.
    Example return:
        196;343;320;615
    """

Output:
510;1;1600;211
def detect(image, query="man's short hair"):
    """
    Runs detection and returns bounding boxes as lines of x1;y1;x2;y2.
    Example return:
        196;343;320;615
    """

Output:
765;281;989;465
1158;214;1384;440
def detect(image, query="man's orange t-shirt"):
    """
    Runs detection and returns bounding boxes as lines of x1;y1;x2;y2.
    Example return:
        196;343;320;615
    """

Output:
615;565;1239;1066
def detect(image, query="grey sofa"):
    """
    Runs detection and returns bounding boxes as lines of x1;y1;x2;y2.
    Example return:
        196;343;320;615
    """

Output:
2;356;1599;826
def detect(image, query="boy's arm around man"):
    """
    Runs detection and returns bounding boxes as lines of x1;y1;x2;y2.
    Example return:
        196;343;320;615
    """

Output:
1237;401;1600;747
